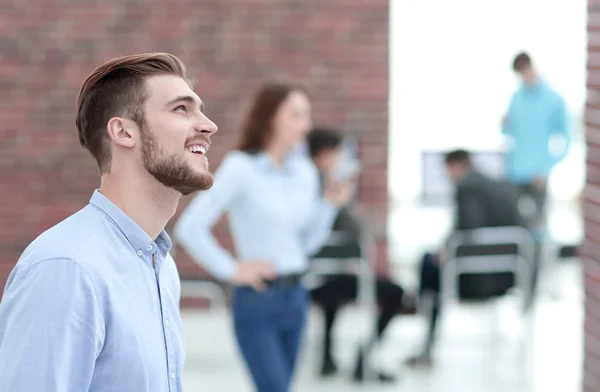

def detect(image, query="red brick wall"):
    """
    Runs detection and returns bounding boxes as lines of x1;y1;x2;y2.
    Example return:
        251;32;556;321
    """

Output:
586;1;600;389
0;1;390;299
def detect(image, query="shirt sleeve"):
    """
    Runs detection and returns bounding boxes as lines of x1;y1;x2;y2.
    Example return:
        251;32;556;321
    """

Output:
502;93;517;135
0;258;105;392
174;152;246;282
548;94;570;170
300;163;340;255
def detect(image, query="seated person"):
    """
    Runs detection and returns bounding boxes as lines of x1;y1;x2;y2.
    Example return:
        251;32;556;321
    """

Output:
307;127;415;383
406;149;525;366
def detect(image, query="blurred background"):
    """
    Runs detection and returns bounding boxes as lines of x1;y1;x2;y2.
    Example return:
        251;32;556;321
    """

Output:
0;0;595;391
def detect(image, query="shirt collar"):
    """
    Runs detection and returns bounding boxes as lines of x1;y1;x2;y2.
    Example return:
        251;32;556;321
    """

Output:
522;77;547;92
254;151;296;173
89;189;172;256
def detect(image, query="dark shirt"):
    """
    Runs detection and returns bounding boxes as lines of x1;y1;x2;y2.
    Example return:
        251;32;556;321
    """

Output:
454;171;524;231
312;172;362;260
332;206;362;236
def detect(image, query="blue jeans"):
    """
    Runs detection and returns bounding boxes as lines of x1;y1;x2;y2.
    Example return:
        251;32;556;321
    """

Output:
232;282;308;392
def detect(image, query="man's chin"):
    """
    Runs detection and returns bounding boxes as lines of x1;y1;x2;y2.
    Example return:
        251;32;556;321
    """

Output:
145;158;214;195
177;173;214;196
191;168;214;189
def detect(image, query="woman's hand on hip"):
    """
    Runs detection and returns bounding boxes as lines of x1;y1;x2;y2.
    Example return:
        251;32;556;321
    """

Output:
231;261;277;291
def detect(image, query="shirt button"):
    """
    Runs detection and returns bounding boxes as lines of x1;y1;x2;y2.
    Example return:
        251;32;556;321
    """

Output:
165;319;169;327
136;250;143;256
147;245;153;251
170;372;175;379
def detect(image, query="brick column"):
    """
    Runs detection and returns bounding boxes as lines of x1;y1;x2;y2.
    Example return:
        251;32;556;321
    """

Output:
585;0;600;389
0;1;391;304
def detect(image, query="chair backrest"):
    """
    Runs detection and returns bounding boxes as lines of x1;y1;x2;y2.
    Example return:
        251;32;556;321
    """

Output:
441;226;535;301
311;231;362;260
443;226;535;265
306;229;376;289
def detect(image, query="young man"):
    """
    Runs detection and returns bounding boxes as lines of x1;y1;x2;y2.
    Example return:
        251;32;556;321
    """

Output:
307;127;415;383
502;52;570;232
0;53;218;391
406;150;524;366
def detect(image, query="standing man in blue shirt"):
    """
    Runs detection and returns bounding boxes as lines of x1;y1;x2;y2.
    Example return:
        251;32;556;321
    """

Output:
502;52;570;301
0;52;218;392
502;52;570;233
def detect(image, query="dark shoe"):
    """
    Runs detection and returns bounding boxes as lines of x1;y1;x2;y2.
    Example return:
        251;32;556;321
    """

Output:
353;349;397;383
353;368;397;383
405;353;433;367
320;356;338;377
400;293;418;315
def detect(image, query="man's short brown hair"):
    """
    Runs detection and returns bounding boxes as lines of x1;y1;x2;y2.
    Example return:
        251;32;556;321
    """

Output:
75;52;189;173
445;149;471;166
512;52;532;72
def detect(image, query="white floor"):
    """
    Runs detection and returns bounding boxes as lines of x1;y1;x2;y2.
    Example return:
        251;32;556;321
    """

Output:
181;256;583;391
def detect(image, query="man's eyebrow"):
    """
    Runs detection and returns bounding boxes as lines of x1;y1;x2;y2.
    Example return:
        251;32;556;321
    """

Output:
165;95;205;112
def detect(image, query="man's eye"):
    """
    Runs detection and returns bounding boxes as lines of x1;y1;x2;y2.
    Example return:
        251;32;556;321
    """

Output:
175;105;186;112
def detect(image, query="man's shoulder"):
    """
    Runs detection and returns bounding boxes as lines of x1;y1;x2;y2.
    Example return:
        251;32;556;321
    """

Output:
458;172;515;201
463;171;514;190
458;171;490;190
16;204;110;272
512;86;526;99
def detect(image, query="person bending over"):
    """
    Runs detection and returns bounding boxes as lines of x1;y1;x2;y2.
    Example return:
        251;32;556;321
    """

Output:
406;149;524;367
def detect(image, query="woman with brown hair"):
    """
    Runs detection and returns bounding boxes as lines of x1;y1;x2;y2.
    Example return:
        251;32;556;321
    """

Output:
175;82;353;391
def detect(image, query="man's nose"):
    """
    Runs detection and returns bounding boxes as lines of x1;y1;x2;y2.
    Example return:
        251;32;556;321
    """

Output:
194;116;218;135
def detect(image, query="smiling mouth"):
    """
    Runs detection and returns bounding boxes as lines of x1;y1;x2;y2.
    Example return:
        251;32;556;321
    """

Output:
187;145;206;155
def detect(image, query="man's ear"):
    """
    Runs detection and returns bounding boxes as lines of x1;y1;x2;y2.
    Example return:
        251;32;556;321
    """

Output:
106;117;137;149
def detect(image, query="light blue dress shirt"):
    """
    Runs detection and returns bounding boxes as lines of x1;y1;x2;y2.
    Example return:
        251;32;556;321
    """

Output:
174;151;338;281
0;190;185;392
502;79;570;183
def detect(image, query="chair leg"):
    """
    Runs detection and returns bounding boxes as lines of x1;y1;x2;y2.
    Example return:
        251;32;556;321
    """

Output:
490;299;503;358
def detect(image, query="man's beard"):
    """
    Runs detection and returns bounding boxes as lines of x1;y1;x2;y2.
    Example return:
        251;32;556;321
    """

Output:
140;127;214;196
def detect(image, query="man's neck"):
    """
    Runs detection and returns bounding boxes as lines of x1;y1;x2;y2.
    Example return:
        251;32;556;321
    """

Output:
525;73;539;87
99;171;180;241
454;168;472;184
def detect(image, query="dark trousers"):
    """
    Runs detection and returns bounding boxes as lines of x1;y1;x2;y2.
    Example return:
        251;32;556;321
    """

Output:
419;253;441;354
232;283;308;392
515;181;548;299
418;252;515;354
516;182;547;230
310;275;405;361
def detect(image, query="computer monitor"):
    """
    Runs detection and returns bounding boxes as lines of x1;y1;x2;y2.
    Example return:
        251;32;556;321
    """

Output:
421;150;505;202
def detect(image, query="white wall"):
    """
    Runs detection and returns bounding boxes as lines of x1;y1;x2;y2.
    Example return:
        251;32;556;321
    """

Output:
388;0;587;204
387;0;587;264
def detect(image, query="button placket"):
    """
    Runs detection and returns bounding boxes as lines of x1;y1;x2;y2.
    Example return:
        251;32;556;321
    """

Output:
164;303;175;388
154;253;176;390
